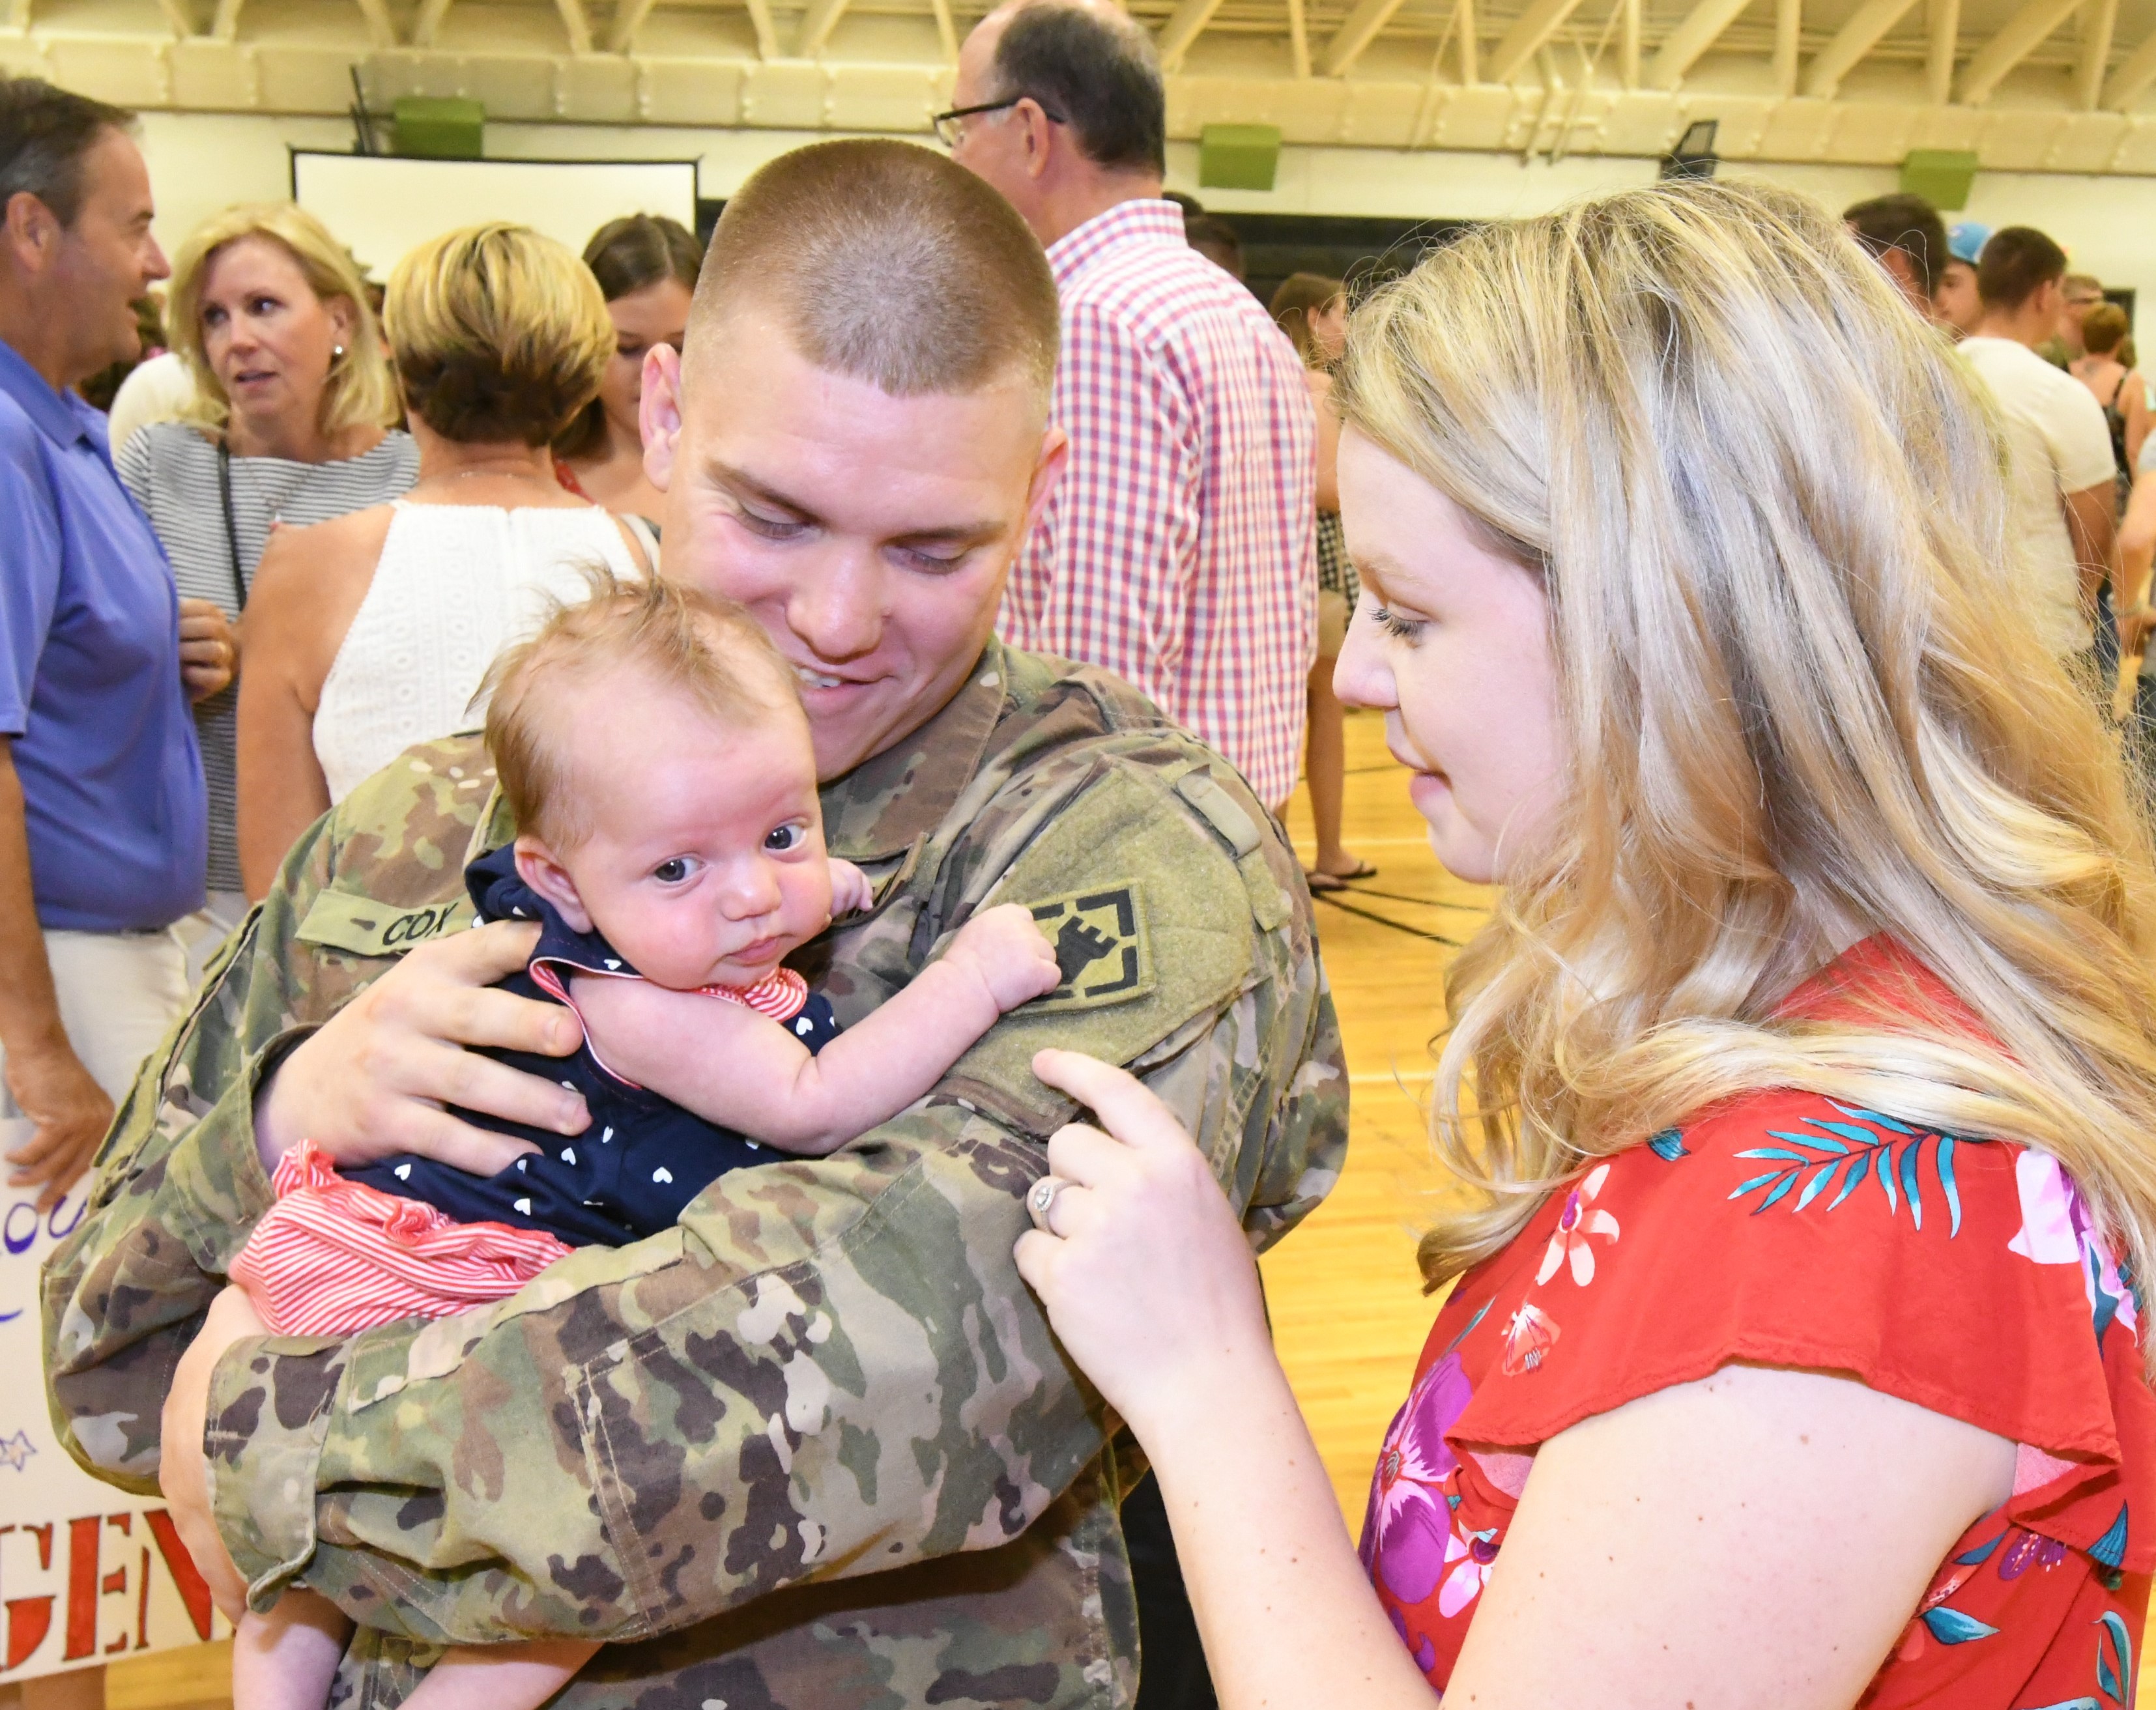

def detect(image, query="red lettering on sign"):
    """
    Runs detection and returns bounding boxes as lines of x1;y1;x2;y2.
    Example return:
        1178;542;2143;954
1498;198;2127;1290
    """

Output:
141;1511;213;1642
61;1519;98;1660
3;1600;50;1670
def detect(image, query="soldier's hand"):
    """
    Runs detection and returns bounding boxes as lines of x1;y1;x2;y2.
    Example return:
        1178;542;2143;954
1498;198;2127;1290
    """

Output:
252;920;586;1178
1014;1048;1271;1443
943;904;1064;1013
4;1038;115;1210
160;1285;268;1624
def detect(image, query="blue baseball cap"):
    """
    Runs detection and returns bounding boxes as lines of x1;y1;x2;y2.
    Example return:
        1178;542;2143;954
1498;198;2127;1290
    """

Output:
1948;221;1991;266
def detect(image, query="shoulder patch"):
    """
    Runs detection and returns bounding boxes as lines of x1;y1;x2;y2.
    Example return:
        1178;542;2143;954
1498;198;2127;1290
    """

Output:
295;890;473;958
1028;883;1154;1012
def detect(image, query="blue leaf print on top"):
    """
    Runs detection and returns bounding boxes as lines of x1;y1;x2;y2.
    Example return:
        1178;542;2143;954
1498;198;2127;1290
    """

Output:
1727;1102;1993;1236
1647;1129;1689;1161
2091;1505;2129;1572
2097;1609;2133;1702
1920;1606;2000;1644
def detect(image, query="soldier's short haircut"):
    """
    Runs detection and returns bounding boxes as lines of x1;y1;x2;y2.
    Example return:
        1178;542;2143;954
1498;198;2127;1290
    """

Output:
992;2;1166;177
1843;193;1947;300
483;568;802;851
686;139;1059;414
1978;226;2069;312
0;77;134;229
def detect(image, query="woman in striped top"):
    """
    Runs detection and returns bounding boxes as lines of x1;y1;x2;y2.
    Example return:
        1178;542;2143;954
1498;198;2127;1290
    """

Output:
119;203;416;942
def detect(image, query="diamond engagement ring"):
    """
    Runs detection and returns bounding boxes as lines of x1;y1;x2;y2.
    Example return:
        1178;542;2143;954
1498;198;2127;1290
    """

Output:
1027;1175;1067;1232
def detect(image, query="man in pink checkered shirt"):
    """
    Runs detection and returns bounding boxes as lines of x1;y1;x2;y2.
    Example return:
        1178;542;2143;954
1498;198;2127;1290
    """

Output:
947;0;1317;810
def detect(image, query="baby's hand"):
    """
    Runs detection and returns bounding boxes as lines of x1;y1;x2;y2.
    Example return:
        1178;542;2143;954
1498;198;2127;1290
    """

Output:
945;904;1064;1012
828;859;876;918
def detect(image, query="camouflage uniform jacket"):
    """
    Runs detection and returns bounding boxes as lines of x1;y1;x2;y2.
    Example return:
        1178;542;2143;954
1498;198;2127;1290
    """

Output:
42;640;1347;1710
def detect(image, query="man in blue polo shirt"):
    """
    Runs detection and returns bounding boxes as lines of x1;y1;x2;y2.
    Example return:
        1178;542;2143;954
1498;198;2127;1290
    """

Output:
0;78;213;1244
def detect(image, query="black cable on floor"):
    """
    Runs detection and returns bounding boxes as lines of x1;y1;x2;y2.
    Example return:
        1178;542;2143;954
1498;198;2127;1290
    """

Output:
1328;885;1485;912
1310;890;1464;946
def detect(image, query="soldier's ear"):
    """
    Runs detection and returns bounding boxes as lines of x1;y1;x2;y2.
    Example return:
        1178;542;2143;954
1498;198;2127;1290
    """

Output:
514;836;596;934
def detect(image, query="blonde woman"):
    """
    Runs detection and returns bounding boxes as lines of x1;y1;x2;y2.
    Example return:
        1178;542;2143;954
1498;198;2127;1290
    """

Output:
119;203;415;935
1015;180;2156;1708
237;223;650;897
1271;271;1370;890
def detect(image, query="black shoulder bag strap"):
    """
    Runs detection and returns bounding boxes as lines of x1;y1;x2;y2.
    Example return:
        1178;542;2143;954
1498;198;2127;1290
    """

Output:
216;437;247;612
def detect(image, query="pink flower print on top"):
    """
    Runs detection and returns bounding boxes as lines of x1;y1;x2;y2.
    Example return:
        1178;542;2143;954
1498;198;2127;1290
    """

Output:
1536;1163;1620;1288
1500;1300;1560;1376
1360;1351;1474;1606
1438;1520;1500;1617
2007;1148;2139;1347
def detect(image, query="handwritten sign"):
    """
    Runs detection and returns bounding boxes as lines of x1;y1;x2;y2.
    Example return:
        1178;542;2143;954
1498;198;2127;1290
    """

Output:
1;1122;228;1681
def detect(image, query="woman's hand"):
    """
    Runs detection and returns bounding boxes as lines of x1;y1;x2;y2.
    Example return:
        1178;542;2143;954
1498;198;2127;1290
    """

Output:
158;1285;270;1624
252;920;586;1178
178;599;238;704
1015;1048;1272;1438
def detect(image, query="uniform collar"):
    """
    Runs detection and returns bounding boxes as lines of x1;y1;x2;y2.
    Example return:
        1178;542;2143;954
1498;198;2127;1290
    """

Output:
1044;197;1188;291
0;337;94;449
818;641;1012;862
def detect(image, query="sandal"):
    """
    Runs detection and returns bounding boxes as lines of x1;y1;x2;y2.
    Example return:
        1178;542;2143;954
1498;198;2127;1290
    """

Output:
1305;859;1377;892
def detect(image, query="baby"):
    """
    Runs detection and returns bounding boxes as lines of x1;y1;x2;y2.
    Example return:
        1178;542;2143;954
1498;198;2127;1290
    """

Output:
218;571;1062;1710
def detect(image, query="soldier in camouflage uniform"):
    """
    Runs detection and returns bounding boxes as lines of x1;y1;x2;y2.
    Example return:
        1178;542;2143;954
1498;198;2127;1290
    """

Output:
42;141;1346;1710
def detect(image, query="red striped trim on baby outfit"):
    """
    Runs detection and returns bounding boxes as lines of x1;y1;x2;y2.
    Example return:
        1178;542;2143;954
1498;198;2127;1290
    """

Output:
230;1141;573;1338
696;965;809;1019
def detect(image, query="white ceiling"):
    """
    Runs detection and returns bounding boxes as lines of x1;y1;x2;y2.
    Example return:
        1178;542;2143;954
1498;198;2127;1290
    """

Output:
6;0;2156;171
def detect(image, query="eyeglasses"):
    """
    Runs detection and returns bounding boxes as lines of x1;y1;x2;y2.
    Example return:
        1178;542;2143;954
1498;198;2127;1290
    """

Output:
931;96;1067;149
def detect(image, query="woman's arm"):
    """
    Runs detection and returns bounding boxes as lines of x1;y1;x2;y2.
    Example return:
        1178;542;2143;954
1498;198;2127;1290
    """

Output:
1019;1050;2017;1710
1306;368;1340;515
2125;369;2151;475
234;512;384;898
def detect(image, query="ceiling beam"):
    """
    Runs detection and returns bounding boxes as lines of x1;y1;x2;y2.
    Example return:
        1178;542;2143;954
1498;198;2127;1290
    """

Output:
1772;0;1798;91
2100;21;2156;104
794;0;846;54
1286;0;1311;76
209;0;244;38
1926;0;1959;100
1957;0;2083;102
1486;0;1590;83
1620;0;1640;85
411;0;454;46
2077;0;2118;106
608;0;659;51
743;0;779;59
1322;0;1415;76
927;0;956;61
154;0;195;34
1157;0;1226;72
1801;0;1920;98
352;0;397;48
1645;0;1751;87
1457;0;1480;80
5;0;28;25
553;0;592;52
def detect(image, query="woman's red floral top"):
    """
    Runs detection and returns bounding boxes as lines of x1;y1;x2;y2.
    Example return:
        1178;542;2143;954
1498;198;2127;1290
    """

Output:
1361;937;2156;1704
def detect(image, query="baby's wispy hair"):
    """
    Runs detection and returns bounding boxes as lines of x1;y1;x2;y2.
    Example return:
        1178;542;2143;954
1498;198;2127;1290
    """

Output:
481;565;800;850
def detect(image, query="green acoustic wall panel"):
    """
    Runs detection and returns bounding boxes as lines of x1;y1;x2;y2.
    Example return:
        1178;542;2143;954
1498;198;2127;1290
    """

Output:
1900;150;1979;210
394;96;486;160
1198;123;1282;193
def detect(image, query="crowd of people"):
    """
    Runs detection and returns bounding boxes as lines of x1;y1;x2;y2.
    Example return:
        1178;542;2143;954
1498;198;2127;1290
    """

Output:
11;0;2156;1707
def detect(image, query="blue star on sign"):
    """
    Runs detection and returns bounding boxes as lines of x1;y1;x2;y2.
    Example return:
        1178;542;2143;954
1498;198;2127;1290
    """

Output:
0;1431;35;1472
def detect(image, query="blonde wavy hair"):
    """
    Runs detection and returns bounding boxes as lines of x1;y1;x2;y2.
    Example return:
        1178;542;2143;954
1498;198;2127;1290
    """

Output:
1334;178;2156;1361
166;202;398;438
386;223;612;447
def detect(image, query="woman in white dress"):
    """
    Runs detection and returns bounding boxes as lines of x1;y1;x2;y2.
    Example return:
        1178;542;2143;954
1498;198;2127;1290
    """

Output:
236;223;652;898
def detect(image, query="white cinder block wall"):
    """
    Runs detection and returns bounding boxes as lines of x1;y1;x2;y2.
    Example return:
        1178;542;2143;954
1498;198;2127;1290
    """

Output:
131;109;2156;321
